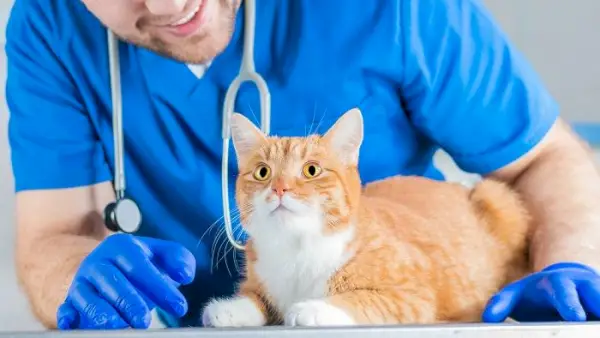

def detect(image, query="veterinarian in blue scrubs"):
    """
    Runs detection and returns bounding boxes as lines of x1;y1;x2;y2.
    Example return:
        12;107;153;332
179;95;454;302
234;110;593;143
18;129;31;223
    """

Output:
5;0;600;329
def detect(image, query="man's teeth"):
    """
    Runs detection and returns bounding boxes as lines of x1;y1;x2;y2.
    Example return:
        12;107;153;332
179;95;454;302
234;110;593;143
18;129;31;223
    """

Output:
170;3;201;26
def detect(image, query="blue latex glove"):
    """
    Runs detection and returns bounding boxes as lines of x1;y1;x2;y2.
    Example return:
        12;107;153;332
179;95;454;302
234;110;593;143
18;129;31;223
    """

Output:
483;262;600;322
56;233;196;330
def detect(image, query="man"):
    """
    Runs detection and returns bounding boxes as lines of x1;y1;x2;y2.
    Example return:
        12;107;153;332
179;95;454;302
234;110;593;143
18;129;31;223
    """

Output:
4;0;600;330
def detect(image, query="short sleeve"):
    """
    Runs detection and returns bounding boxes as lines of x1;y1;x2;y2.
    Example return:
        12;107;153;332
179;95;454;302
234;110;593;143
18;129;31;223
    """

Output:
4;0;111;191
399;0;559;175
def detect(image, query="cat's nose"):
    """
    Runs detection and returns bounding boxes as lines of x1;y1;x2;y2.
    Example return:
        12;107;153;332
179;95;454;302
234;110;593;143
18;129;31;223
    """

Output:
273;188;287;198
272;179;290;198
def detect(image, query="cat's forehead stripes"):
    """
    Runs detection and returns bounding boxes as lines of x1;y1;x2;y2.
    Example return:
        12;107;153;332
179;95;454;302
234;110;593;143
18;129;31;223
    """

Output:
261;136;324;163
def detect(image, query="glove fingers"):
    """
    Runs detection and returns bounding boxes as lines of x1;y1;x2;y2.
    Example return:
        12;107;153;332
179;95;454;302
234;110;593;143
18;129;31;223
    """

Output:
541;274;586;321
56;301;79;330
69;280;129;329
481;277;529;323
88;263;152;329
578;278;600;319
139;237;196;285
114;250;188;318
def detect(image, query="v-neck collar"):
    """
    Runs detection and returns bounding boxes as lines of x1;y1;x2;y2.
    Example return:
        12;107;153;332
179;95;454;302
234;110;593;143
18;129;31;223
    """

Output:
187;61;213;79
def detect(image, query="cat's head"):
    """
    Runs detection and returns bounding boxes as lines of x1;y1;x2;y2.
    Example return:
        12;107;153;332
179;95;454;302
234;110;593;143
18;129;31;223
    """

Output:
230;108;364;238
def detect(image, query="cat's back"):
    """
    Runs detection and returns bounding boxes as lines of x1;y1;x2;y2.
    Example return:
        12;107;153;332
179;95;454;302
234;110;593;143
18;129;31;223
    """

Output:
351;175;531;322
359;174;531;275
358;175;530;250
346;176;498;319
363;175;472;215
359;175;479;236
353;175;485;271
356;174;531;278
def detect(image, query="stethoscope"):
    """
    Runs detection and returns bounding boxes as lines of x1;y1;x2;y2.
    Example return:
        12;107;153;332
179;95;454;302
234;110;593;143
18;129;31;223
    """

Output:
103;0;269;253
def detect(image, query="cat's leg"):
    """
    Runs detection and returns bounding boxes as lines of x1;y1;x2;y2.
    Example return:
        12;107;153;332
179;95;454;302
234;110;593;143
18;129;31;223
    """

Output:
201;290;271;327
284;298;356;326
284;288;437;326
202;241;280;327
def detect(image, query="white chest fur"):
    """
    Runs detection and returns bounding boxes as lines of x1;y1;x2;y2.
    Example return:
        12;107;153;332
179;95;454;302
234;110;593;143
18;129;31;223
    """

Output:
251;216;355;314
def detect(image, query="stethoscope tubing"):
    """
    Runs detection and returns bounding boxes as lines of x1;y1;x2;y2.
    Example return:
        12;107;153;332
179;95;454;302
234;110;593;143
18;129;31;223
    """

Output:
221;0;270;251
105;0;270;250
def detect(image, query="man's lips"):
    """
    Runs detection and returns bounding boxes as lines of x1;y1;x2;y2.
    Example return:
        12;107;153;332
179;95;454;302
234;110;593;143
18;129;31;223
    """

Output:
150;0;208;38
168;0;202;26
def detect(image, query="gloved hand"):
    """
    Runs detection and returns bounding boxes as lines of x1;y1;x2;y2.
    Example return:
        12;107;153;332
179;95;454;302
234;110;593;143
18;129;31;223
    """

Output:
56;233;196;330
482;262;600;322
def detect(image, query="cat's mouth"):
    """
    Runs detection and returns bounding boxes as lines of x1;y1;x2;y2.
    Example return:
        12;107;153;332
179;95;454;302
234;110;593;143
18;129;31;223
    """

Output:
265;195;303;215
268;201;293;214
260;191;310;216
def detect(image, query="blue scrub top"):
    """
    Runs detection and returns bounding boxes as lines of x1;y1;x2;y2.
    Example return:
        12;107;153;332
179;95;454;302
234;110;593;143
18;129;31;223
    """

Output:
5;0;558;327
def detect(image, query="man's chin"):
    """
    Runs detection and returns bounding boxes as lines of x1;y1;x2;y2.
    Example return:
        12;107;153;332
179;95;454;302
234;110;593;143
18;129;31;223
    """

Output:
117;25;234;64
144;38;224;64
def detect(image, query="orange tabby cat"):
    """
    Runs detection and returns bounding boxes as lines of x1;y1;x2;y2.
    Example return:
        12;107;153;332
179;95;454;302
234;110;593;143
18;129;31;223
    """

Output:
201;107;531;327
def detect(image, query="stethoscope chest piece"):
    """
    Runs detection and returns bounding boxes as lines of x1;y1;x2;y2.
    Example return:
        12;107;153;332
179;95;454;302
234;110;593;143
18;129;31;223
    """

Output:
104;198;142;233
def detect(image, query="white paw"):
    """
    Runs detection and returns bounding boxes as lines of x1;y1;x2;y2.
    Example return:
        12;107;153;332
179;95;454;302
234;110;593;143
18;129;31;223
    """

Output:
201;296;266;327
284;300;356;326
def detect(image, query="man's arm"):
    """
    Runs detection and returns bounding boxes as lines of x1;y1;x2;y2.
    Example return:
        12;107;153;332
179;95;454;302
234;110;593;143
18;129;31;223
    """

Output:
5;0;115;327
15;183;115;327
490;119;600;271
396;0;600;271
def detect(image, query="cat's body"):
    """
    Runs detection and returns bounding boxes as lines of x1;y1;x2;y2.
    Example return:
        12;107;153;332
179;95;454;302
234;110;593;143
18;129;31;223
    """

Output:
201;108;531;327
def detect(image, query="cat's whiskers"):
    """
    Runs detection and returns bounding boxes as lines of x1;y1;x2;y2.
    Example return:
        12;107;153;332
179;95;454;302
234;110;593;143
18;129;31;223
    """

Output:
210;204;253;276
210;225;228;274
246;104;260;127
216;220;245;277
197;203;249;274
309;108;328;135
196;201;251;252
306;102;318;137
215;230;234;276
233;223;247;274
191;216;230;274
214;214;242;276
197;214;228;249
211;212;242;274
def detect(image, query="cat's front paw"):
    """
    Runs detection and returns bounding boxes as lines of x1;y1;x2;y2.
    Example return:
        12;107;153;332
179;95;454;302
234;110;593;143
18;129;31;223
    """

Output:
284;300;356;326
201;296;267;327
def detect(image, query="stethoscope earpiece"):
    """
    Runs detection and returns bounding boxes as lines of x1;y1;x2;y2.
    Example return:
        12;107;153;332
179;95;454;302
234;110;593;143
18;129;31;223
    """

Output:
104;198;142;233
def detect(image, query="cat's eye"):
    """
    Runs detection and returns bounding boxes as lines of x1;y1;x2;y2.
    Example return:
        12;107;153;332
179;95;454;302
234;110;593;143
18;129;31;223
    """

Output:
253;164;271;181
302;162;322;178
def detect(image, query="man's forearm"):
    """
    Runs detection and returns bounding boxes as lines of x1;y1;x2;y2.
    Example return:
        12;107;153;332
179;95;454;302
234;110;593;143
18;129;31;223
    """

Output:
16;234;101;328
511;123;600;271
14;183;115;328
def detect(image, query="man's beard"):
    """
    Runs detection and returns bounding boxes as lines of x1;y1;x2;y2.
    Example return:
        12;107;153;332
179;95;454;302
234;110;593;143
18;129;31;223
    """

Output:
117;1;238;64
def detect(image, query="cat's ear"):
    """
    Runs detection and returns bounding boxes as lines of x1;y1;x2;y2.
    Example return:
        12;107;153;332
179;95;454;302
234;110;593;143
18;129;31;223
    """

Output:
322;107;364;166
230;113;267;161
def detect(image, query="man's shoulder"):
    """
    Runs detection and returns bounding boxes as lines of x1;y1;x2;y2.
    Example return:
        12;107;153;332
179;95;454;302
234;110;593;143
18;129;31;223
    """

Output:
6;0;121;103
6;0;107;59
